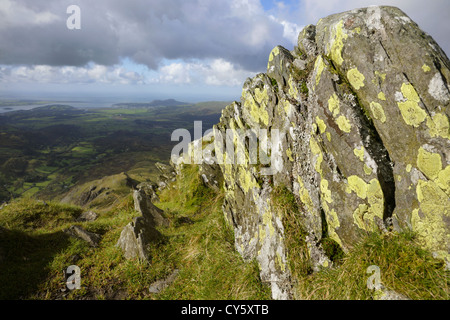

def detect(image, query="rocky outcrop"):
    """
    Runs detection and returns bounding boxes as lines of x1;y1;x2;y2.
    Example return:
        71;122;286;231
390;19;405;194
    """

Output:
65;225;102;247
175;6;449;300
61;172;139;209
116;188;169;260
148;269;180;294
116;216;162;260
76;210;98;222
133;187;169;227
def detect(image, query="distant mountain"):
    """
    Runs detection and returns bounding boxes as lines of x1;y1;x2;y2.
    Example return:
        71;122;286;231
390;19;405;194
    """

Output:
113;99;189;108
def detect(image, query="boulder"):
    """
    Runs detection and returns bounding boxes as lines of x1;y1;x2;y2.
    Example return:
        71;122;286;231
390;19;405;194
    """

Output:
133;188;169;227
116;216;162;260
65;225;102;247
76;210;98;222
116;187;168;260
148;269;180;294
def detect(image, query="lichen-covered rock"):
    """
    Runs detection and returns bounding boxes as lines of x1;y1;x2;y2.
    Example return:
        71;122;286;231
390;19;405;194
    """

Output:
176;5;450;299
311;6;450;263
117;188;167;260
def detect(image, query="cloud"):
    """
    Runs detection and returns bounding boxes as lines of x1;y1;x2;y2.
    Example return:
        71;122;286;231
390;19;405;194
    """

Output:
0;0;299;72
0;63;145;85
157;59;256;86
1;0;448;96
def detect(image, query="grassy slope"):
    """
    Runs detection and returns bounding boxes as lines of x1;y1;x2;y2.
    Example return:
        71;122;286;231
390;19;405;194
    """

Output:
0;165;271;300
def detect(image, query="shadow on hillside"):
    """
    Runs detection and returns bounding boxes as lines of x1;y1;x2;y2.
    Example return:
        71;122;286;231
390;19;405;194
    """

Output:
0;228;71;299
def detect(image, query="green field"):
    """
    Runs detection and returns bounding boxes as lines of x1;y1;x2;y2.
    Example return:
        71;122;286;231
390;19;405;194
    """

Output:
0;101;227;201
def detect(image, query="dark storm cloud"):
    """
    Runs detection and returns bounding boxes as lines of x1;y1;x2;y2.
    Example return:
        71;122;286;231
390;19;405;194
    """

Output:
0;0;290;71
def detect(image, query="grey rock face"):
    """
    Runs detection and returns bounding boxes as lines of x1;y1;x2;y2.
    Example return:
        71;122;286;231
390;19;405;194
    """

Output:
65;225;102;247
116;216;162;260
148;269;180;294
133;188;169;227
76;210;98;222
175;6;450;300
116;188;168;260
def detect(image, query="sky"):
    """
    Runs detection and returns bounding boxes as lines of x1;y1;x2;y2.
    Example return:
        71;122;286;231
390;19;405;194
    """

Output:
0;0;449;103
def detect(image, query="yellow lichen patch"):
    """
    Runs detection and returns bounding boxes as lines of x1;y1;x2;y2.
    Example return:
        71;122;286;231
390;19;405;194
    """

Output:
238;166;259;193
347;68;365;90
267;46;280;69
288;75;300;101
350;179;384;231
367;179;384;220
315;153;324;176
326;132;331;142
322;200;343;247
244;87;270;126
353;27;361;34
426;113;450;139
353;146;365;162
414;180;450;263
328;93;340;116
310;136;321;155
310;136;324;176
330;20;348;66
336;115;352;133
316;116;327;134
374;71;386;82
298;176;314;212
286;148;294;162
397;83;427;127
422;64;431;73
436;165;450;196
364;164;373;175
369;101;386;123
282;98;292;117
314;55;326;88
262;208;275;237
276;252;286;272
320;179;333;203
258;225;266;246
401;82;421;101
353;204;368;230
347;175;368;199
417;147;442;180
406;164;412;173
377;92;386;101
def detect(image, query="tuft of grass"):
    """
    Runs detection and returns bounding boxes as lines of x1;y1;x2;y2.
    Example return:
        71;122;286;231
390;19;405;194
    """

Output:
271;185;312;291
296;231;449;300
155;164;271;300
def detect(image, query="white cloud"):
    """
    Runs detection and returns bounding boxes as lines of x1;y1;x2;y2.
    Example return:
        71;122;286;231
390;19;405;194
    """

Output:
159;62;194;84
157;59;255;86
0;0;61;28
0;63;145;85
